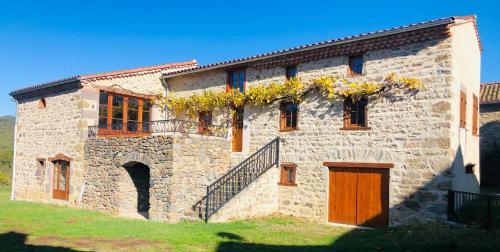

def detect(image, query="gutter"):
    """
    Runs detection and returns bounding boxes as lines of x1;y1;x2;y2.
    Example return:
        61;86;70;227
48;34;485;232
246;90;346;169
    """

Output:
10;97;18;200
161;18;453;79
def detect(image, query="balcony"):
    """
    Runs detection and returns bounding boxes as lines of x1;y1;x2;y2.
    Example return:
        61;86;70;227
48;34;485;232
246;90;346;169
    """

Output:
88;119;228;138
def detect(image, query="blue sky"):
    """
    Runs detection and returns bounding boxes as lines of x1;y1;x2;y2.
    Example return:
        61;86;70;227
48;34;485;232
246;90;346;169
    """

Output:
1;0;499;116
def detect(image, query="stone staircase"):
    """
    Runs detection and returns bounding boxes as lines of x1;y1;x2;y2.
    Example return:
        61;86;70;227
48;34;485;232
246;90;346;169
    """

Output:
193;137;280;222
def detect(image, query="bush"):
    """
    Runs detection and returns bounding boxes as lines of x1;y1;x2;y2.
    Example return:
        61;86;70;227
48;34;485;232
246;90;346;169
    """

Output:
0;172;10;186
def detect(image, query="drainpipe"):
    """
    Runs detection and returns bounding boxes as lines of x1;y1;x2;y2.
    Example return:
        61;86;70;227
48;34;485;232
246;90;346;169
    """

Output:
10;97;18;200
160;77;169;120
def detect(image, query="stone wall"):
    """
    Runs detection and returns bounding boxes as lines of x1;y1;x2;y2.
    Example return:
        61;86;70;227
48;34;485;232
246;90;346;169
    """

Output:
164;36;478;225
168;135;232;221
480;103;500;186
12;88;87;206
209;166;279;222
82;134;231;222
81;136;173;221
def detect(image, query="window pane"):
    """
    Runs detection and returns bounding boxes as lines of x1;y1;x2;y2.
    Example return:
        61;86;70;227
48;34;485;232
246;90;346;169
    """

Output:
129;97;138;109
112;95;123;106
142;111;150;123
112;107;123;119
59;161;67;192
357;111;365;125
350;56;363;75
143;100;151;111
284;103;298;129
351;111;358;125
99;91;108;105
286;66;297;79
112;119;123;130
128;109;138;122
99;118;108;128
286;167;294;183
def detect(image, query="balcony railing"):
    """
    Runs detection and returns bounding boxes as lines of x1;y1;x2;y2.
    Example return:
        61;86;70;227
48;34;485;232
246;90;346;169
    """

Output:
88;120;228;138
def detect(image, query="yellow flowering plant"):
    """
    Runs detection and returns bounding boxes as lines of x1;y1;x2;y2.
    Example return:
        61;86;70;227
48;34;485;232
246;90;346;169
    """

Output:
158;72;423;118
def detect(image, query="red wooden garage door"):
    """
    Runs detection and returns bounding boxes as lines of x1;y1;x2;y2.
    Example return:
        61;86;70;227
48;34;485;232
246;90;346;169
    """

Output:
325;162;392;228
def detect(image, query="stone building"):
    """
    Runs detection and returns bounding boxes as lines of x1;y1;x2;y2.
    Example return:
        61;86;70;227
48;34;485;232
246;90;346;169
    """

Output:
479;82;500;187
10;16;481;227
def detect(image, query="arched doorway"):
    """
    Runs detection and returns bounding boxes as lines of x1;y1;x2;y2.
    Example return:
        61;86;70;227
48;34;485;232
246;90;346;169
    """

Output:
117;161;150;219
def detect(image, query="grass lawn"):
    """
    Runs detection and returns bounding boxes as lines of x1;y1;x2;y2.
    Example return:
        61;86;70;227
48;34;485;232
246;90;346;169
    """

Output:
1;186;499;252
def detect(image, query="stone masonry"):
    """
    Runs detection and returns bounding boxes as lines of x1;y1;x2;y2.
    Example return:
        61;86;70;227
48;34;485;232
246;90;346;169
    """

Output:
81;134;231;222
480;103;500;186
164;22;481;226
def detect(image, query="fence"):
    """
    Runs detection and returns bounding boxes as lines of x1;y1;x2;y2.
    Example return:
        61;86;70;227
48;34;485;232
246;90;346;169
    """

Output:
448;189;500;229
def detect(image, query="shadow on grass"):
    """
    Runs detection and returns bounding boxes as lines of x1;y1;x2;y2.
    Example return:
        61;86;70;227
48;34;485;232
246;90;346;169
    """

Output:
0;231;81;252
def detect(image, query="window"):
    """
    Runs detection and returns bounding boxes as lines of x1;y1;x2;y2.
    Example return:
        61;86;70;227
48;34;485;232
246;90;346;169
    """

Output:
280;102;298;131
37;158;46;170
343;97;369;129
36;158;46;180
198;111;212;134
349;55;364;75
38;98;46;109
473;94;478;135
460;90;466;128
98;91;152;135
52;160;70;200
227;69;246;92
99;92;109;128
285;66;297;80
279;163;297;186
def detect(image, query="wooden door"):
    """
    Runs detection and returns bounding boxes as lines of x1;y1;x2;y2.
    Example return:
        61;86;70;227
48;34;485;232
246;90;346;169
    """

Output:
328;166;389;227
232;107;244;152
53;160;70;200
356;169;389;227
329;167;357;224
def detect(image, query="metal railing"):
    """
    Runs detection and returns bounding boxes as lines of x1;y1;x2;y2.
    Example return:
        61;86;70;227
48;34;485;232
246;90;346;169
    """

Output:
88;119;228;138
204;137;280;222
448;189;500;229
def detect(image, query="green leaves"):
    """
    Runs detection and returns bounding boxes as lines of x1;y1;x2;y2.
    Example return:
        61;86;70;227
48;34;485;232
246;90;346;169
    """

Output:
160;73;422;118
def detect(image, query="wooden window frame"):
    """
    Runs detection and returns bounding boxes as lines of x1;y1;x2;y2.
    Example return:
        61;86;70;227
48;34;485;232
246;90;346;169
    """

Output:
198;111;213;134
280;102;299;132
460;90;467;129
98;91;152;137
52;160;70;201
348;55;364;76
285;65;298;80
226;68;247;93
472;94;479;136
341;97;370;130
279;162;297;186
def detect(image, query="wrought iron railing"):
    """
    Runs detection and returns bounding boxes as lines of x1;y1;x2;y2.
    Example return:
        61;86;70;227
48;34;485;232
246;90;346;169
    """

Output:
448;190;500;229
204;137;280;222
87;120;228;138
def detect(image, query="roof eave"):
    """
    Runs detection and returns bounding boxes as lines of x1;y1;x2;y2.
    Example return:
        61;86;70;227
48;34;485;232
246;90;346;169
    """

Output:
161;18;454;79
10;77;82;101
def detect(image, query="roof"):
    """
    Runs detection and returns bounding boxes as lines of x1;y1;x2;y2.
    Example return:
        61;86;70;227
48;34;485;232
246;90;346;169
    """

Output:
162;16;480;79
82;60;197;80
10;60;198;101
480;83;500;104
9;76;81;101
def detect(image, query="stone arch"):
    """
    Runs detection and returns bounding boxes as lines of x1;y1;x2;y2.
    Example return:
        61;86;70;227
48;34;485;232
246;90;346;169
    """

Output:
116;159;151;219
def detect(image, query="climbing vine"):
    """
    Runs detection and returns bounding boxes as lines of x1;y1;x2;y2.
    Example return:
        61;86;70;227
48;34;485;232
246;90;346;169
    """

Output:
156;72;423;118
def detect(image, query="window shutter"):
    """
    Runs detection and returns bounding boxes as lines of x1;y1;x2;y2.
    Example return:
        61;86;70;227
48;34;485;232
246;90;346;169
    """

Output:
460;90;466;128
473;95;478;135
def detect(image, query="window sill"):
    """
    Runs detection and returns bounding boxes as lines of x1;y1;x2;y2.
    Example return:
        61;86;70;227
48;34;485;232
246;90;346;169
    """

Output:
278;182;297;187
347;73;364;77
339;126;371;131
280;128;299;132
